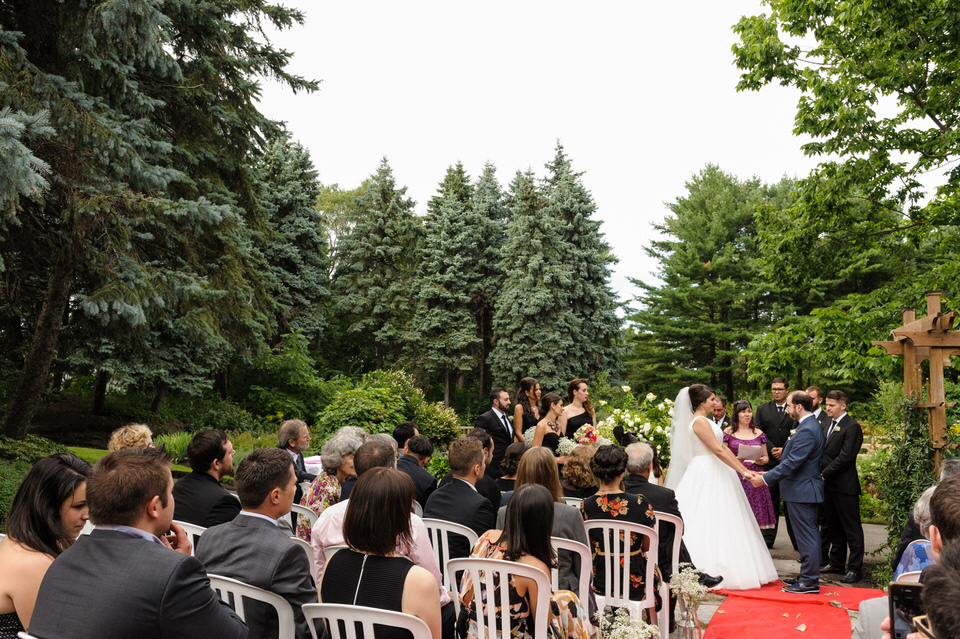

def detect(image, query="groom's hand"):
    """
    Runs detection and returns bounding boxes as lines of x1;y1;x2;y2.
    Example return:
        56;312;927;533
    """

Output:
748;473;766;488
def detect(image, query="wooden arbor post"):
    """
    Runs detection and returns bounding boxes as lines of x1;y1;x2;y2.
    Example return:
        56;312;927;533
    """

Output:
872;291;960;474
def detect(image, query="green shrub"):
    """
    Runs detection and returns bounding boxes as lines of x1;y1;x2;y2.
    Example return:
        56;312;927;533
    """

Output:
156;432;193;465
426;452;450;480
0;435;70;532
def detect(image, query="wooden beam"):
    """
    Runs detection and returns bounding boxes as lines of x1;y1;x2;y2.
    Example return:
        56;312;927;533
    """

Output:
891;332;960;348
891;311;957;335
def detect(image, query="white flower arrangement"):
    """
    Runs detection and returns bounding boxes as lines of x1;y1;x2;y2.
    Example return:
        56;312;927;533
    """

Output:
556;437;577;456
598;604;660;639
670;563;709;609
523;427;536;447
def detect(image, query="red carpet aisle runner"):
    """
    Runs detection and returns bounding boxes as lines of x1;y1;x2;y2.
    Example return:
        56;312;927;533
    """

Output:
702;581;884;639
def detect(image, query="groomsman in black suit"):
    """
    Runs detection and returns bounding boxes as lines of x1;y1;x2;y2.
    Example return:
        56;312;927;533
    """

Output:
754;377;798;549
806;386;831;431
819;390;865;583
711;396;730;431
474;388;513;481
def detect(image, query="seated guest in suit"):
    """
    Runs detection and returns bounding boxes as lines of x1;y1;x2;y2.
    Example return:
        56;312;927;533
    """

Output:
196;448;315;639
277;419;316;527
437;428;501;511
0;453;90;637
474;388;514;480
319;467;441;639
312;438;455;639
424;436;497;560
107;423;154;451
561;445;598;499
296;426;366;541
496;442;527;493
30;447;248;639
172;429;241;528
392;421;418;452
397;435;438;508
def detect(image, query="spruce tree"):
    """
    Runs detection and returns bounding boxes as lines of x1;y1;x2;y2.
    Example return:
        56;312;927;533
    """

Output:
427;162;475;216
334;159;420;369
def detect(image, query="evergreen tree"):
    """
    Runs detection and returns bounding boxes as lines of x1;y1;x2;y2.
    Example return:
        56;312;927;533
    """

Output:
334;159;420;369
490;171;579;392
427;162;474;216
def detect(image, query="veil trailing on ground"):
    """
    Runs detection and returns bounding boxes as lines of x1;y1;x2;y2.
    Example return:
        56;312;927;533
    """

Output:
663;387;695;490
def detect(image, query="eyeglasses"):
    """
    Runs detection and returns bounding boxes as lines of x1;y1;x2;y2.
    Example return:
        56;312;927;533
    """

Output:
914;615;935;639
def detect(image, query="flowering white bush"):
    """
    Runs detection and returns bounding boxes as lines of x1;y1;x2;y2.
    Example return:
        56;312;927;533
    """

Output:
598;604;660;639
596;394;674;466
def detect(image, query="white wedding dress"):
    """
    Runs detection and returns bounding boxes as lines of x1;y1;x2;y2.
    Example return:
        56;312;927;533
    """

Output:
666;406;778;590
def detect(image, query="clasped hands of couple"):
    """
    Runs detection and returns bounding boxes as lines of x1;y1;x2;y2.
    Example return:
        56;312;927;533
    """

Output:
743;469;766;488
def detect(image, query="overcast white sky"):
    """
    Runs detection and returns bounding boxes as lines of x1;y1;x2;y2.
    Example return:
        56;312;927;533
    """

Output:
256;1;821;310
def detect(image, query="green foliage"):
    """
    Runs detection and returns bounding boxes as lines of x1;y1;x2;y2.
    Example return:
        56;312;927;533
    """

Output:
590;371;637;413
0;434;69;531
229;430;281;473
156;432;193;465
426;451;451;480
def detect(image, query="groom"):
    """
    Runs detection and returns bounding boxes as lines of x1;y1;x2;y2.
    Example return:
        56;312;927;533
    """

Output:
750;390;825;594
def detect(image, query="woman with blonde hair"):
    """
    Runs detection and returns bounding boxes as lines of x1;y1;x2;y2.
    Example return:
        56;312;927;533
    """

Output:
561;446;598;499
107;423;153;451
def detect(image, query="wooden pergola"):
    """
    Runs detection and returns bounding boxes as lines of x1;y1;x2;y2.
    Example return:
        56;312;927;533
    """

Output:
872;291;959;473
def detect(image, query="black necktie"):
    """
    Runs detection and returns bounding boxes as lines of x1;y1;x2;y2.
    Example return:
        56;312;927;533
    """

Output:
777;405;784;415
827;419;838;441
501;414;513;438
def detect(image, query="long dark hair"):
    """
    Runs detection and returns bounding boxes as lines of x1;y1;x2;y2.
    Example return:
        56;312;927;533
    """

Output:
566;378;594;416
538;393;562;419
501;484;558;568
516;377;539;417
6;453;91;557
731;400;757;434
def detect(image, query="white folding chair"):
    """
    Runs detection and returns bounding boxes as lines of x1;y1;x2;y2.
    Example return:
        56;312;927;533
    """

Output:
208;573;296;639
550;536;592;607
563;497;584;508
583;520;660;626
897;570;922;583
291;536;317;584
290;503;318;536
173;519;206;556
447;557;552;639
0;533;5;542
653;509;684;634
79;520;95;535
18;633;40;639
422;517;479;611
413;500;423;518
302;603;431;639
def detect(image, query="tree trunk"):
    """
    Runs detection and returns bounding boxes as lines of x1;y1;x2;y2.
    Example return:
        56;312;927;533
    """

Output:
376;344;384;370
92;369;110;415
214;369;228;399
0;258;74;439
478;304;492;398
443;368;451;408
151;384;167;414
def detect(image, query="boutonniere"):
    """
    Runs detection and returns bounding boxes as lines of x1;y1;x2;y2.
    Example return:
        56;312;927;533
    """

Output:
831;424;841;434
789;428;797;437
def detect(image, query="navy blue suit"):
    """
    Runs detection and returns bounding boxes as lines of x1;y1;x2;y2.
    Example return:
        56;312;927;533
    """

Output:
762;413;825;584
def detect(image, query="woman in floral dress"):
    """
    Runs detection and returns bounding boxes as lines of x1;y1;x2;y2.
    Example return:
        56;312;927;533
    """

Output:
295;426;366;541
722;400;776;530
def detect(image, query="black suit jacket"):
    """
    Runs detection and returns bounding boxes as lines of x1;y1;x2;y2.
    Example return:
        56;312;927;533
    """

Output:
438;471;501;512
172;472;242;528
819;413;863;495
754;400;797;471
397;454;438;507
815;409;831;432
31;529;248;639
474;408;513;480
624;474;686;578
278;445;316;507
712;415;730;432
423;478;496;559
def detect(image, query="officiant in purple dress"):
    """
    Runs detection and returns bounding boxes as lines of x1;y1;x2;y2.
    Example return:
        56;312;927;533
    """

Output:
723;400;776;530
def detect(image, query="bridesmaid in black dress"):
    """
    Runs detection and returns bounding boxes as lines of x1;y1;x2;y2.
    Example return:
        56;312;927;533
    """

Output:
513;377;541;437
532;393;565;460
559;378;596;439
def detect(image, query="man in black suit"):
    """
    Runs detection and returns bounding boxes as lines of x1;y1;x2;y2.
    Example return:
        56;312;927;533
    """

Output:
31;447;248;639
819;390;865;583
392;421;418;451
437;428;501;512
196;448;315;639
278;419;316;507
172;429;242;528
397;434;439;508
807;386;830;431
424;436;496;560
754;376;798;549
473;387;513;480
711;395;730;431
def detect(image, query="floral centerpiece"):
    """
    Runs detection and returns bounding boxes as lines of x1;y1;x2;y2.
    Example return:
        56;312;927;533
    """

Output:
598;604;660;639
596;393;674;466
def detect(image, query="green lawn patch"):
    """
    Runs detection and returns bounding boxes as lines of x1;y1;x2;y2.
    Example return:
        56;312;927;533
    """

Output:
69;447;190;473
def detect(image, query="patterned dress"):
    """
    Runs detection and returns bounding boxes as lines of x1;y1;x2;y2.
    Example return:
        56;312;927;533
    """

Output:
459;532;590;639
580;492;662;608
723;431;776;529
296;471;341;541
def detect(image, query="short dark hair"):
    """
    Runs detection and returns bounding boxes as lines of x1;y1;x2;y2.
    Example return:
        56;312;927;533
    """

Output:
731;400;757;434
490;387;507;405
448;437;483;475
921;538;960;638
500;442;528;477
467;427;493;451
590;444;627;483
88;448;171;527
405;435;433;461
501;484;557;568
688;384;715;411
235;448;294;509
771;377;788;387
354;438;397;476
392;421;417;449
186;430;229;472
825;389;849;404
343;467;414;555
931;475;960;542
789;390;813;412
6;453;90;557
805;386;822;399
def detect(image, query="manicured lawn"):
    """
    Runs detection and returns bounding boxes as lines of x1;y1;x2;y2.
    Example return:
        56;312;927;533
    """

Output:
70;447;190;473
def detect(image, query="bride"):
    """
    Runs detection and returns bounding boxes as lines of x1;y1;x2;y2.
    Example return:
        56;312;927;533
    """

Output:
664;384;778;590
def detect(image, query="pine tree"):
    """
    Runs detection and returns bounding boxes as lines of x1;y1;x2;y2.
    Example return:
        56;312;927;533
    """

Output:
334;159;420;369
427;162;475;216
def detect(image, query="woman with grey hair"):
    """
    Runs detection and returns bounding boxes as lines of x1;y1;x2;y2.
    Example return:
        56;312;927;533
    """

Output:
894;486;937;579
296;426;367;541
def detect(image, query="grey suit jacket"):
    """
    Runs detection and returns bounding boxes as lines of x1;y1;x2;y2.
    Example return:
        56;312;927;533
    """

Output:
196;513;316;639
30;529;247;639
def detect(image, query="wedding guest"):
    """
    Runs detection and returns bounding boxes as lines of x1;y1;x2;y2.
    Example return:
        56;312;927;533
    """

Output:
559;379;596;439
437;428;501;511
296;426;365;541
278;419;316;525
0;454;90;637
712;397;730;430
917;538;960;638
513;377;541;437
397;435;438;508
392;421;418;451
172;429;241;528
893;486;936;579
722;400;775;531
532;393;564;459
107;423;153;451
496;442;527;492
892;459;960;569
561;445;598;499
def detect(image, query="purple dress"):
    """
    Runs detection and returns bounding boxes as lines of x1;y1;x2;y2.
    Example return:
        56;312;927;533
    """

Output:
723;431;776;529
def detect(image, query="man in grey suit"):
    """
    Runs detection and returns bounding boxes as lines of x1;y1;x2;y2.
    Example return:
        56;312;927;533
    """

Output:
30;447;248;639
751;390;825;594
197;447;316;639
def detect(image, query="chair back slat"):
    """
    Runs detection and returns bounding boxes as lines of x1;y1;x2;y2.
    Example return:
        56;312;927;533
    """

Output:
583;520;658;614
208;573;296;639
302;603;432;639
